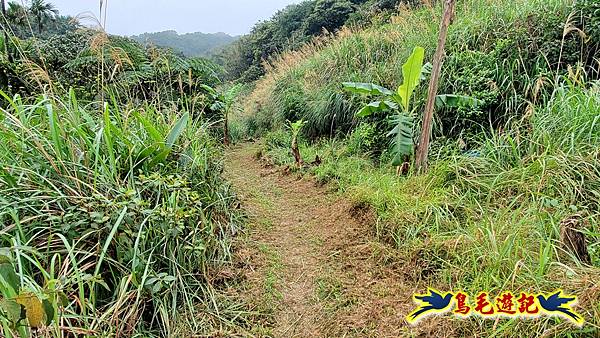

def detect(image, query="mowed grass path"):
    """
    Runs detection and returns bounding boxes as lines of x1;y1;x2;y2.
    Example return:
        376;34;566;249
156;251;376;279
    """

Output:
224;143;414;337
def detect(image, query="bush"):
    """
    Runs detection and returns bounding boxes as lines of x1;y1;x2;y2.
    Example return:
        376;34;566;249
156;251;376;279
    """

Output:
0;92;241;336
346;121;387;157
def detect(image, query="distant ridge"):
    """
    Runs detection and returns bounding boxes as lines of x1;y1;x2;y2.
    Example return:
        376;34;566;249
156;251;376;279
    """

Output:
130;30;238;57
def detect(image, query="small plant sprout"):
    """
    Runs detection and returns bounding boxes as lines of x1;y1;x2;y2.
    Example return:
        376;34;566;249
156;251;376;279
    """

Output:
287;119;308;167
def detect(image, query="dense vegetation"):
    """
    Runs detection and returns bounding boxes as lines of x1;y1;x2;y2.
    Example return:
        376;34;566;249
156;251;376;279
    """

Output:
0;0;77;38
131;30;238;58
0;1;247;336
240;0;599;142
234;0;600;336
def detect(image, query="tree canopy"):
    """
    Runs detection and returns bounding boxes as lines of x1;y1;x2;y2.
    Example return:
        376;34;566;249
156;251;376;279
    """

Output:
220;0;407;82
130;30;238;58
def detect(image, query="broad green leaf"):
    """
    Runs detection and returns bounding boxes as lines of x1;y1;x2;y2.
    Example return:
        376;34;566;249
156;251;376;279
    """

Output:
387;113;414;166
435;94;484;109
166;112;189;148
397;47;425;112
0;262;20;295
356;100;399;117
0;298;22;325
134;111;164;144
342;82;394;96
356;103;378;118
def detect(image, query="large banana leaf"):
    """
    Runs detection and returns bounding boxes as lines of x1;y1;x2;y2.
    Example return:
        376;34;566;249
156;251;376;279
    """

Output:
397;47;425;112
387;113;414;166
342;82;394;96
356;100;399;117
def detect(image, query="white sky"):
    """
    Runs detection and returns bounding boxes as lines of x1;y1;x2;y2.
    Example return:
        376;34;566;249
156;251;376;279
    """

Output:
44;0;301;36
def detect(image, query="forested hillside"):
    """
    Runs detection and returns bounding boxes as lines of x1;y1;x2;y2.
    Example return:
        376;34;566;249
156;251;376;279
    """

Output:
222;0;408;81
131;30;238;57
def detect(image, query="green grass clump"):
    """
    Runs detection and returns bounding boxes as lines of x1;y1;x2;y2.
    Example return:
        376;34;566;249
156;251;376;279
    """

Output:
0;91;244;336
260;83;600;336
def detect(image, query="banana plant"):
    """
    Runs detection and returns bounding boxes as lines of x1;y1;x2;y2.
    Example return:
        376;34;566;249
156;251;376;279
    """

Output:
200;84;242;145
287;119;308;167
343;46;481;169
343;46;426;167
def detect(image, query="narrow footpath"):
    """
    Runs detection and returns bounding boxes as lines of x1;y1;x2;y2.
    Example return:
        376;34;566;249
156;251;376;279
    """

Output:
224;143;417;338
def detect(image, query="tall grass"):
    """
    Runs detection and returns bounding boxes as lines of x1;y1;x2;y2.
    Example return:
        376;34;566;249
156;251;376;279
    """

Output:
455;83;600;211
0;91;243;336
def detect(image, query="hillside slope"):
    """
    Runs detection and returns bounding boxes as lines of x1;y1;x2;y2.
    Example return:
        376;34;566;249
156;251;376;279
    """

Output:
239;0;598;140
131;30;238;57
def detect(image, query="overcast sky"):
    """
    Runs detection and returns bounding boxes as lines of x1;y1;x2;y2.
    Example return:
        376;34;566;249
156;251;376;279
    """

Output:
47;0;300;36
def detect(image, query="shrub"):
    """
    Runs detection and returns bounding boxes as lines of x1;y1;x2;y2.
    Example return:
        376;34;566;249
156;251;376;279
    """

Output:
346;121;384;156
0;92;241;336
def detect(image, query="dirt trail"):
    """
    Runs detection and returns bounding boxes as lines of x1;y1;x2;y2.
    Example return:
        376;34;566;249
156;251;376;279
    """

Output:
224;143;415;338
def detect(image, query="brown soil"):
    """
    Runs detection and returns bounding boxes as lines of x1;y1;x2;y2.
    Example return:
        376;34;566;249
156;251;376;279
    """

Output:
224;143;417;337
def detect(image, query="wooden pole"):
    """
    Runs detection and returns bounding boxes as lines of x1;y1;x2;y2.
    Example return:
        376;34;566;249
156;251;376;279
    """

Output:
415;0;456;173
